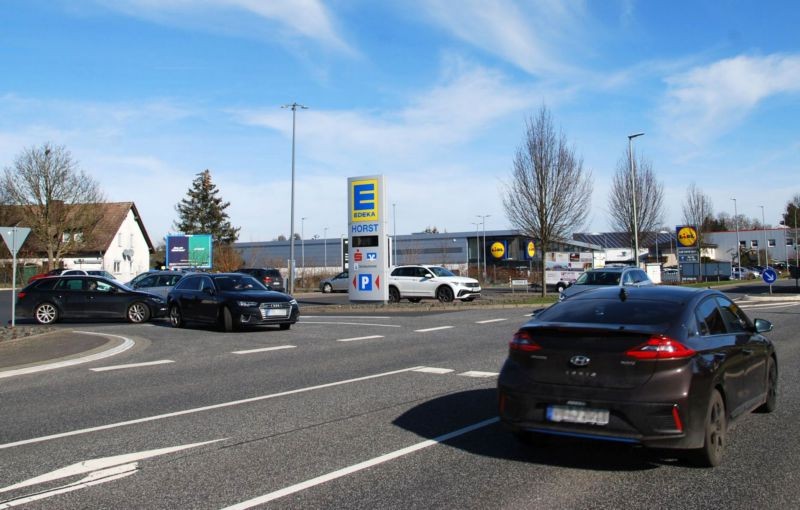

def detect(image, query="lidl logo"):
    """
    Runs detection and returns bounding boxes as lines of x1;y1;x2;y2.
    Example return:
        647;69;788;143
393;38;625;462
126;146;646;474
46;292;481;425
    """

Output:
527;241;536;258
491;241;506;259
351;178;379;223
677;226;698;248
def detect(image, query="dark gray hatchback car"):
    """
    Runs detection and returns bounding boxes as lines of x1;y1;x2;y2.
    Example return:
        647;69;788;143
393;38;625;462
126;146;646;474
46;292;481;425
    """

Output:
498;286;776;467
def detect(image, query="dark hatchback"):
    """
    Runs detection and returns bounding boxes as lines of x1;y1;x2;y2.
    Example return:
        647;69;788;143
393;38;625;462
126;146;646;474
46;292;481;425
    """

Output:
236;268;285;293
16;276;168;324
167;272;299;332
498;286;777;467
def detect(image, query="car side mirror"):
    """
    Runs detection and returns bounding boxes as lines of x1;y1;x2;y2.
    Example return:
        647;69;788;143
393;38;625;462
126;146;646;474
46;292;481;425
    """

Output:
754;318;773;333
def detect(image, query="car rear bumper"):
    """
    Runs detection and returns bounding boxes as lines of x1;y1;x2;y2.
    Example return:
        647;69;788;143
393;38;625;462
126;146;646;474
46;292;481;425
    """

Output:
497;385;700;449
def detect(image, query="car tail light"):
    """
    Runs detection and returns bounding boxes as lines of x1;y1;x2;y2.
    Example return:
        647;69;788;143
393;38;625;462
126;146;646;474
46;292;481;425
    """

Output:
672;405;684;432
17;291;26;299
509;329;541;352
625;335;696;360
263;277;272;284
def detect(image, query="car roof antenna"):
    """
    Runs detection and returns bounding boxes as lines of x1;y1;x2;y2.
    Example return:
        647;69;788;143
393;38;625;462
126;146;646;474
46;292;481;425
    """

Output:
619;288;627;302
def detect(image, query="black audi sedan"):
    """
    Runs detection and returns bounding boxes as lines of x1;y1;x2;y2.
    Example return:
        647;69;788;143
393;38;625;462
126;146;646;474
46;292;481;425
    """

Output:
498;286;776;467
167;272;299;332
16;276;167;324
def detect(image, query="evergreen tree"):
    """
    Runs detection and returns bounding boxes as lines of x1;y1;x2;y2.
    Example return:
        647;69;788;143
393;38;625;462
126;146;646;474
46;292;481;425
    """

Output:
174;169;240;244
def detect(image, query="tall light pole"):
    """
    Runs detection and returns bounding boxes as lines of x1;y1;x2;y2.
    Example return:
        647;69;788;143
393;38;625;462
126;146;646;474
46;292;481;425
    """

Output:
628;133;644;267
392;202;397;266
760;205;768;267
731;198;741;276
301;217;307;281
477;214;490;279
471;221;481;278
795;206;799;269
282;102;307;294
323;226;328;271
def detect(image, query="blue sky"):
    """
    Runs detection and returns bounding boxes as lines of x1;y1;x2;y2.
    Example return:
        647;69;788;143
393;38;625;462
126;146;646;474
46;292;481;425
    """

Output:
1;1;798;244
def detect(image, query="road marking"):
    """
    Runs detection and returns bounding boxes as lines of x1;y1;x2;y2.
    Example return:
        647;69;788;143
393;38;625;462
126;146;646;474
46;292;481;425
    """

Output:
300;321;402;328
337;335;384;342
414;326;454;333
90;360;175;372
459;371;499;378
0;440;223;508
740;302;798;309
302;316;392;319
0;332;134;380
232;345;296;354
475;318;507;324
412;367;454;374
220;417;499;509
0;366;425;450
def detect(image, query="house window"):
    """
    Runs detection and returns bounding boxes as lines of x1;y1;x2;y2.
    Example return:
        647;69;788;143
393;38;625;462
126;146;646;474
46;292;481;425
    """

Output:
62;232;70;242
118;233;122;247
787;239;794;246
739;240;746;248
768;239;776;247
113;261;121;272
751;240;758;248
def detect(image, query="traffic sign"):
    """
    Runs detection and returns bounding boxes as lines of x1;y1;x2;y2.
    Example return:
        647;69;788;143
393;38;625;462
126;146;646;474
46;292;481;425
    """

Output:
762;268;778;284
1;226;30;256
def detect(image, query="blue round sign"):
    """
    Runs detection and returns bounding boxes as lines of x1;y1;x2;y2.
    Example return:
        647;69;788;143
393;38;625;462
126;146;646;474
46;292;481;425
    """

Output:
762;268;778;284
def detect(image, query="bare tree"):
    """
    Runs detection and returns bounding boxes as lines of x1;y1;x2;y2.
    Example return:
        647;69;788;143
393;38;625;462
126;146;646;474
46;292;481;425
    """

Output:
607;152;665;257
682;183;713;280
503;106;593;297
1;143;105;269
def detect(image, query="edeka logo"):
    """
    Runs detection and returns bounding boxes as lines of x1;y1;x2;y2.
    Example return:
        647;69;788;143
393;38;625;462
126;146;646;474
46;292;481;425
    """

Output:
677;226;698;247
491;241;505;259
351;178;379;222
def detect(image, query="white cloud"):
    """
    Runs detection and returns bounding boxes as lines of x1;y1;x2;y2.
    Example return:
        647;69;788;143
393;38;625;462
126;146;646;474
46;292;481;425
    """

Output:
421;0;589;77
94;0;354;55
661;54;800;144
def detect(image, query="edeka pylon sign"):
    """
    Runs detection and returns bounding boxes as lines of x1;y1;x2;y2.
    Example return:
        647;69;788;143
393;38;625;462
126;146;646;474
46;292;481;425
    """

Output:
347;175;389;302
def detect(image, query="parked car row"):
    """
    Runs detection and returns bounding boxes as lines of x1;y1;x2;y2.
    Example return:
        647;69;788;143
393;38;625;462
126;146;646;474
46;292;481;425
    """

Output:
15;266;296;332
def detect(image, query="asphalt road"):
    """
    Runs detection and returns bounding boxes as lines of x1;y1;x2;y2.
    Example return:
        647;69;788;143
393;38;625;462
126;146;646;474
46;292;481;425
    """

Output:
1;292;799;509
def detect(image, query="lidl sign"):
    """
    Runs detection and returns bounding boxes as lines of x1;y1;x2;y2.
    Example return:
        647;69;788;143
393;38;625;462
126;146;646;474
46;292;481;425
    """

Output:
677;226;698;248
351;178;379;223
491;241;506;259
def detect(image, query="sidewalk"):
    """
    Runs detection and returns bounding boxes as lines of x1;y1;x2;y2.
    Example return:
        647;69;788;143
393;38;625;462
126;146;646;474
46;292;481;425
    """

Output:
0;330;111;372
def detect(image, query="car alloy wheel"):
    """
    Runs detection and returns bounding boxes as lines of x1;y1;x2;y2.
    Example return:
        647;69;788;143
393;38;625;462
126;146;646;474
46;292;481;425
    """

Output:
34;303;58;324
388;287;400;303
127;302;150;323
169;305;183;328
692;389;726;467
322;283;333;293
436;286;454;303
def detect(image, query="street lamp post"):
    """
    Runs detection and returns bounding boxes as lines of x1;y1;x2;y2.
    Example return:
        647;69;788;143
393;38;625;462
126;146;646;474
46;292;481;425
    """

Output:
477;214;491;279
281;102;308;295
392;202;397;266
471;222;481;279
732;198;741;276
323;226;328;271
301;217;307;284
760;206;768;267
628;133;644;268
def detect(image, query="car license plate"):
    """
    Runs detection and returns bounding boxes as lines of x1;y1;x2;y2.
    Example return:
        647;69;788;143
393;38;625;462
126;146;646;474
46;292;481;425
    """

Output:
266;309;288;317
546;405;609;425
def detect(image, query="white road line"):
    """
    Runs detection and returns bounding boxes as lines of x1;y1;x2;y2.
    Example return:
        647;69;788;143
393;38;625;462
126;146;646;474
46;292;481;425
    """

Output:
459;371;499;378
302;316;392;319
412;367;454;374
414;326;454;333
337;335;384;342
232;345;296;355
221;417;499;510
300;321;402;328
0;332;134;380
740;303;798;310
475;318;507;324
90;360;174;372
0;366;425;450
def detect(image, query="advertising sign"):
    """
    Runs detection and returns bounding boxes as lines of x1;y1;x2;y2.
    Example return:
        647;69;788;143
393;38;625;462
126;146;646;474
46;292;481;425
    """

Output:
490;241;507;259
676;225;699;263
166;234;213;268
347;175;388;302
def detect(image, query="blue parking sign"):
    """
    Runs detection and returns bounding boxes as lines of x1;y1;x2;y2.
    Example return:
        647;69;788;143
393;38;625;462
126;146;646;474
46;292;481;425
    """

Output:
358;273;373;291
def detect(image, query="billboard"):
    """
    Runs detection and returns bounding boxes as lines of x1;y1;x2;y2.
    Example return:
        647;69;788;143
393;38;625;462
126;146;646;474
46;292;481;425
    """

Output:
166;234;213;268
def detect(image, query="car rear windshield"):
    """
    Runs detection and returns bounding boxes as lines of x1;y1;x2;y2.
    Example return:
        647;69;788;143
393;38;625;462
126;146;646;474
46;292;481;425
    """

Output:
537;298;682;326
213;275;267;292
575;271;621;285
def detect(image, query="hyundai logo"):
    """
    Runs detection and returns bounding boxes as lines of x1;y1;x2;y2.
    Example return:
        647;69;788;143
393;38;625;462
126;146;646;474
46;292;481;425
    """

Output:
570;355;591;367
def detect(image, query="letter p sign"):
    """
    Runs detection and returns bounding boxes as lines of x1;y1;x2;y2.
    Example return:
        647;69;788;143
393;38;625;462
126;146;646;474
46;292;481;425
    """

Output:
358;274;373;291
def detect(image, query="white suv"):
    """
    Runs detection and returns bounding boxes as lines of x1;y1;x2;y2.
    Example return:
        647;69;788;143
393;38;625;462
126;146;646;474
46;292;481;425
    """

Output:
388;265;481;303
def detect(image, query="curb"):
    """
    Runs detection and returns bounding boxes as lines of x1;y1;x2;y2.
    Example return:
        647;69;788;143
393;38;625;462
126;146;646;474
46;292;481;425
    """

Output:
743;294;800;302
